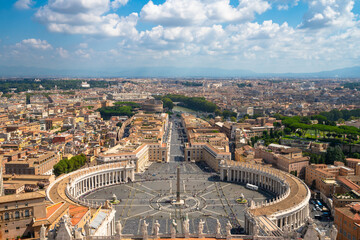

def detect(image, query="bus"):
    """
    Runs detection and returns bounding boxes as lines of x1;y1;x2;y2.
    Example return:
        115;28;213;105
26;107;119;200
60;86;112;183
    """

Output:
246;183;259;191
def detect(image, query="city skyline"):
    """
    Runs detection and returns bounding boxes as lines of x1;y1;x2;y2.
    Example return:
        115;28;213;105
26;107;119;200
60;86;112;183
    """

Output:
1;0;360;77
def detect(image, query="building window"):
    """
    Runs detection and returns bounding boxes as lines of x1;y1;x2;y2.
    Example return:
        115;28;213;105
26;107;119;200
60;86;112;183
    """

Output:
5;230;8;233
25;210;29;217
4;212;9;220
4;206;7;209
16;227;20;230
15;211;19;219
25;203;28;207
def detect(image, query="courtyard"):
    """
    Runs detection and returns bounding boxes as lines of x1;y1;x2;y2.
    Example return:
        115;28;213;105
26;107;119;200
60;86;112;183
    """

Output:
83;161;274;235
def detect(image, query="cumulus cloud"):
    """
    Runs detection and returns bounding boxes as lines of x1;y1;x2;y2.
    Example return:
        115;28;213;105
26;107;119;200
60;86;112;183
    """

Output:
111;0;129;9
271;0;299;11
140;0;270;26
299;0;356;29
14;0;35;10
5;0;360;72
16;39;52;50
35;0;138;37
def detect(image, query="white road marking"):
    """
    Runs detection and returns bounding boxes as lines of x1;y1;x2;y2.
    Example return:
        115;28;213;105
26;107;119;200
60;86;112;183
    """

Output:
202;208;223;216
123;209;156;220
136;182;158;194
124;184;155;197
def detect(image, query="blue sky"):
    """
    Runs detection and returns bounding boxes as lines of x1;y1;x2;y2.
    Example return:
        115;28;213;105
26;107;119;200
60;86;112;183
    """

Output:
0;0;360;76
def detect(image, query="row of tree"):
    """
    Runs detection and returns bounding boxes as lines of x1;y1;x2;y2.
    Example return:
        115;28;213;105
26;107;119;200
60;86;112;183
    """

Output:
158;94;238;120
53;154;87;177
319;108;360;122
155;94;218;112
280;115;360;141
0;79;117;93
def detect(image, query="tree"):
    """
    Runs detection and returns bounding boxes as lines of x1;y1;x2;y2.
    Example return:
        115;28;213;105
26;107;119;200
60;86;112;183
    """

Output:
338;118;345;124
284;127;292;135
325;146;345;165
162;97;174;110
270;128;275;138
230;116;237;122
53;154;87;176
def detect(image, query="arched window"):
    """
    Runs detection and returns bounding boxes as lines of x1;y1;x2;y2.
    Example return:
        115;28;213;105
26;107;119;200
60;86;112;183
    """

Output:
4;212;9;220
15;211;20;219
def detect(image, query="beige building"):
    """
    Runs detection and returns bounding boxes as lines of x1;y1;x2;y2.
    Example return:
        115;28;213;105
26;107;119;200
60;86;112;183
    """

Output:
305;163;354;197
346;158;360;174
334;203;360;240
5;151;60;175
184;143;231;171
0;191;47;239
182;114;231;172
97;113;169;172
255;146;309;178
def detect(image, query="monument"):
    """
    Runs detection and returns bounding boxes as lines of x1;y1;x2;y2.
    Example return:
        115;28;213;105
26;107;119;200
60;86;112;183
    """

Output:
172;166;184;205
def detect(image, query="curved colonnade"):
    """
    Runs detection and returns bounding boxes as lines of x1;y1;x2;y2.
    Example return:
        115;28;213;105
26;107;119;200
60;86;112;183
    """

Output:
46;162;135;207
219;160;311;236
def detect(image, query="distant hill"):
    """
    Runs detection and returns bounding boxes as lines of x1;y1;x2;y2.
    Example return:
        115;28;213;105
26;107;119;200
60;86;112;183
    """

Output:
0;65;360;78
270;66;360;78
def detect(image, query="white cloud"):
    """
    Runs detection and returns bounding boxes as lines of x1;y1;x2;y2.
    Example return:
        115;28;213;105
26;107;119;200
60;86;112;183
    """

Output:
111;0;129;9
14;0;35;10
75;49;91;58
140;0;270;26
57;47;69;58
16;39;52;50
4;0;360;73
35;0;138;37
272;0;299;11
299;0;356;29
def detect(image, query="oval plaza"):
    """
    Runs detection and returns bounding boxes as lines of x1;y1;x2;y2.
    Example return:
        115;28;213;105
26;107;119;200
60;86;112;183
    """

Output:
45;113;336;240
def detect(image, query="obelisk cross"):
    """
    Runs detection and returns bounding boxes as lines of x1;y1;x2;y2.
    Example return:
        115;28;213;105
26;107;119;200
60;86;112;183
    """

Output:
176;166;181;202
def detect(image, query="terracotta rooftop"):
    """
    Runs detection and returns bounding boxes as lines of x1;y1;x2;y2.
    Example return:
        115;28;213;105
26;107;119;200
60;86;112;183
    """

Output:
69;205;89;226
337;176;360;192
33;201;69;227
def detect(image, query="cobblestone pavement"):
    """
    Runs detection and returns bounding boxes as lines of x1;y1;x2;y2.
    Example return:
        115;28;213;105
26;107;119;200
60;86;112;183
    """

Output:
84;117;274;235
84;161;275;235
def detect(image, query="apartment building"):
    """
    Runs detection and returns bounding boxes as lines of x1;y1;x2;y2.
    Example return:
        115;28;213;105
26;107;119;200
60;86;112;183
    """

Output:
5;151;60;175
305;163;355;197
182;114;231;172
97;113;169;172
0;191;47;239
255;145;309;178
334;203;360;240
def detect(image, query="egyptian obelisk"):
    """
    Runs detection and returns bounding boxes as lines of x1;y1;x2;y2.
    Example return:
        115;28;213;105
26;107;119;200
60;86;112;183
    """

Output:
176;166;180;202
